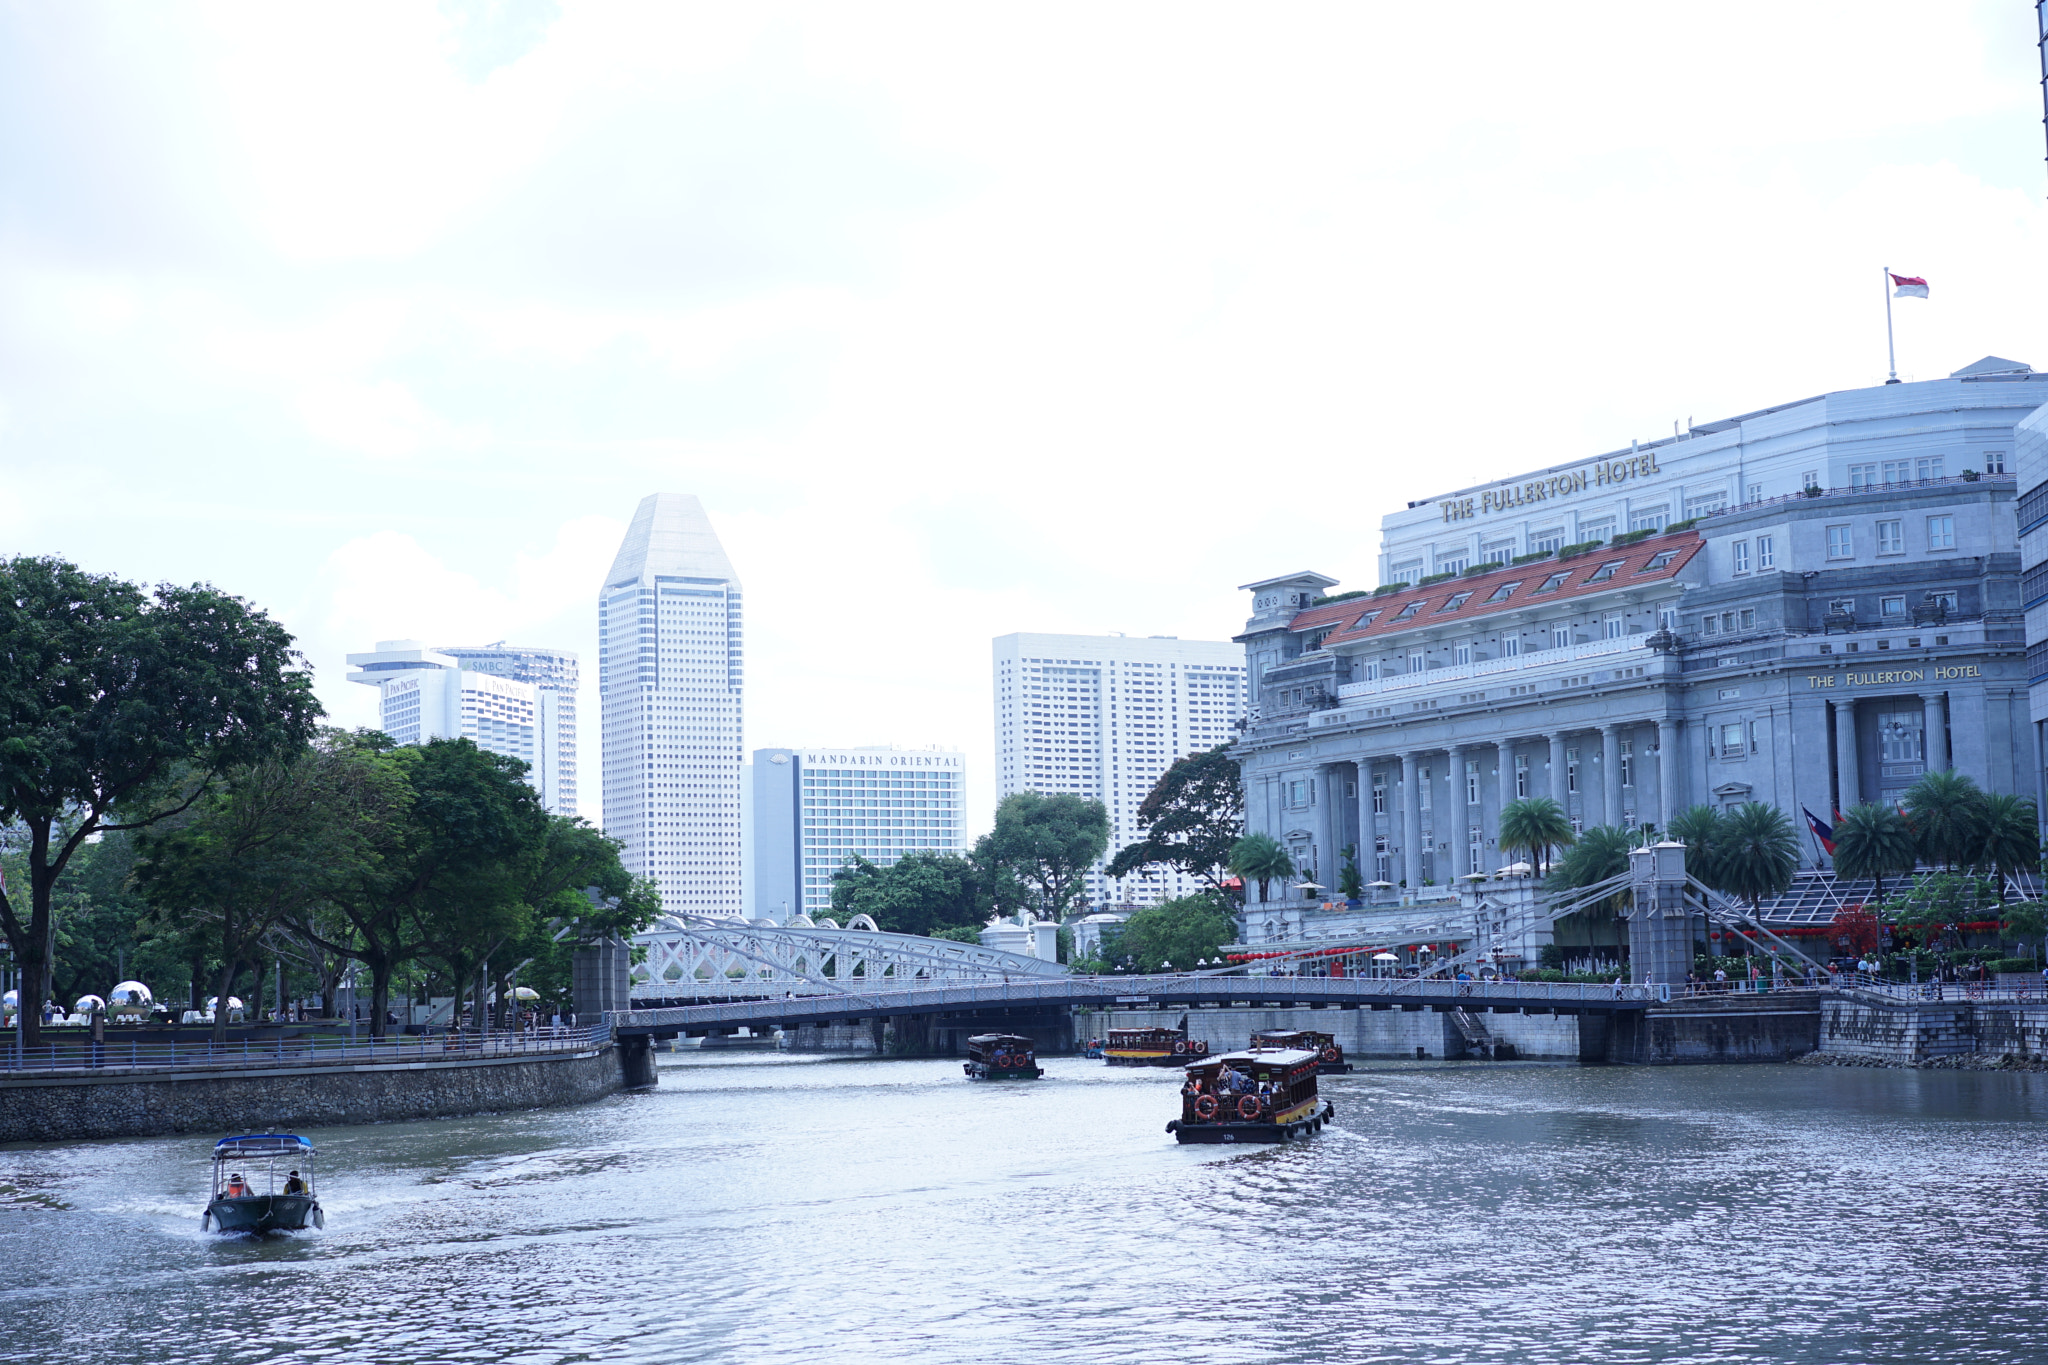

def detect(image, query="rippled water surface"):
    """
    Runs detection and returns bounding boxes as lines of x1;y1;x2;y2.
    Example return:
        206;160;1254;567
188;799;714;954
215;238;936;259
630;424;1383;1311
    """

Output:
4;1054;2048;1364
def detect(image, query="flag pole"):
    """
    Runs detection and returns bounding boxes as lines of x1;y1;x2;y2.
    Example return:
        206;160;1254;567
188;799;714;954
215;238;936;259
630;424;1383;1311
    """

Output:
1883;265;1899;384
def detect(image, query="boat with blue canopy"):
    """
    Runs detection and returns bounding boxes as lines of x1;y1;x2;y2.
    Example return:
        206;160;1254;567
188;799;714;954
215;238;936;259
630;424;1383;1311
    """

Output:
202;1134;324;1234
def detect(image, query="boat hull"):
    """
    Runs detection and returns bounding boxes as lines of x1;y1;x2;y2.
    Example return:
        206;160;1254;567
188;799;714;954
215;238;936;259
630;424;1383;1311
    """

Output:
964;1061;1042;1080
1168;1102;1335;1145
204;1194;322;1234
1104;1050;1178;1067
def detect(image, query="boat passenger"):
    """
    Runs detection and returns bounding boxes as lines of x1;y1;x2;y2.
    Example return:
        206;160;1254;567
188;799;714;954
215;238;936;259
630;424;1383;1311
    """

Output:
284;1171;308;1196
224;1173;250;1198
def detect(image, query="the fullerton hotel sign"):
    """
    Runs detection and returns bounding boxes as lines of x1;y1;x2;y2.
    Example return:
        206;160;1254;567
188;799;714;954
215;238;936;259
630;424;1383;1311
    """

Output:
1437;451;1664;523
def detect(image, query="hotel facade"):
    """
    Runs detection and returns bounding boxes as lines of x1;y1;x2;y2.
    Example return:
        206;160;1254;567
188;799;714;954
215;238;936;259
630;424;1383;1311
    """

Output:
751;746;967;919
1235;358;2044;905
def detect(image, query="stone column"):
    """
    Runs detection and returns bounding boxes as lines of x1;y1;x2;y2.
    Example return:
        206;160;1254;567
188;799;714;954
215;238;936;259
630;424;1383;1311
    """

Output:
1313;764;1339;891
1657;717;1681;827
1834;698;1860;810
1400;751;1424;892
1358;758;1378;889
1497;738;1517;813
1549;732;1569;804
1922;692;1950;771
1446;744;1467;878
1601;724;1623;828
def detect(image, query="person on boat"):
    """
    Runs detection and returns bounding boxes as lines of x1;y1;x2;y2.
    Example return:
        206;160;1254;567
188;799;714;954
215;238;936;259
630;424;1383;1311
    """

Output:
284;1171;308;1195
224;1173;251;1198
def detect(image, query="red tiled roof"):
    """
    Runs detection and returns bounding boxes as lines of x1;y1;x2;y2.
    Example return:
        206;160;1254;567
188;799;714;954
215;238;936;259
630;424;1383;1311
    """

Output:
1291;530;1703;647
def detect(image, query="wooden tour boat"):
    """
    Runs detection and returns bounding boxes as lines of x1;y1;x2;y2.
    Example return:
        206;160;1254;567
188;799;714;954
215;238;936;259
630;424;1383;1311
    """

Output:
964;1032;1043;1080
1103;1018;1209;1067
1166;1048;1335;1144
1249;1028;1353;1075
202;1134;324;1235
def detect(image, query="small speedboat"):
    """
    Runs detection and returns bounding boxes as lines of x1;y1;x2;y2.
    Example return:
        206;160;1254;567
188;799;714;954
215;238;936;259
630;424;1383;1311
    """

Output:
202;1134;324;1234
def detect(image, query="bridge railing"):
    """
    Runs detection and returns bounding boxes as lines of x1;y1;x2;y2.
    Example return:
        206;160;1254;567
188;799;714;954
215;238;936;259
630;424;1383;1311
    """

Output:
0;1023;614;1078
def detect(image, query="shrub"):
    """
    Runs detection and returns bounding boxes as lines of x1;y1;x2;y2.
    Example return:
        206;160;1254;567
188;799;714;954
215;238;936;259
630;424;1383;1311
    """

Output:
1418;571;1456;586
1991;958;2037;974
1310;589;1369;606
1663;518;1698;533
1371;581;1412;597
1610;529;1652;546
1462;560;1505;577
1557;539;1605;559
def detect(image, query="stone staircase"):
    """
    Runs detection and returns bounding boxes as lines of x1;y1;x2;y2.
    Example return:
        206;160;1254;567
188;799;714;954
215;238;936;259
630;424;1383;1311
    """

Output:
1450;1009;1497;1059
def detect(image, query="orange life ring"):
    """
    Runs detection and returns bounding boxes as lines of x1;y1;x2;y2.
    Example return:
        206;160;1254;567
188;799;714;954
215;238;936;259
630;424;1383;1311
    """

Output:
992;1052;1011;1067
1193;1094;1220;1120
1193;1041;1209;1055
1236;1094;1263;1121
1172;1041;1187;1054
1321;1045;1340;1062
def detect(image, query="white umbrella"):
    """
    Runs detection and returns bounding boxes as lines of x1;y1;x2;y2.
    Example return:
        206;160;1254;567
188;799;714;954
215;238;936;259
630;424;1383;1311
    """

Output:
1372;952;1399;962
1366;880;1395;890
513;986;541;1001
1494;861;1534;877
1295;881;1325;892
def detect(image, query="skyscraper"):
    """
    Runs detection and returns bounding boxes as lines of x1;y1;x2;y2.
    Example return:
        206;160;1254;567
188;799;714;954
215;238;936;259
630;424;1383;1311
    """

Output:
435;642;580;818
600;494;745;916
344;638;569;810
751;746;967;919
993;632;1246;909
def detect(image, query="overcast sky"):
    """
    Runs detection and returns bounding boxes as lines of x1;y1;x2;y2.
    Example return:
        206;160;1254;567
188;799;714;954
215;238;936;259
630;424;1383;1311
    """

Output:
4;1;2045;833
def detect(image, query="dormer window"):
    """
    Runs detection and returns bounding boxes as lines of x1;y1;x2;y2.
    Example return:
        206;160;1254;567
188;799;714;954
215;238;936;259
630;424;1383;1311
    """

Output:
1485;580;1524;604
1393;600;1424;621
1639;550;1680;571
1354;609;1382;628
1533;571;1572;594
1586;559;1627;583
1435;592;1473;613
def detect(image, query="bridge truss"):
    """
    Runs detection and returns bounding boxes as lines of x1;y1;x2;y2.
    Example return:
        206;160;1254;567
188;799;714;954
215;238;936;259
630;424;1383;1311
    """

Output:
630;914;1067;1001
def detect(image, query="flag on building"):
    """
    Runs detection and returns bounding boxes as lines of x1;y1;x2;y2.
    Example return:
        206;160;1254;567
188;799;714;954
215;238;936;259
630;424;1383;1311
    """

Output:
1890;273;1929;298
1804;807;1836;855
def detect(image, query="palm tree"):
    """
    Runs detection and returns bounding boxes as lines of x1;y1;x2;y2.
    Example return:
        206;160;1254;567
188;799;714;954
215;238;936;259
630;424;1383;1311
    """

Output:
1227;833;1295;904
1544;825;1632;891
1715;802;1800;913
1498;797;1575;879
1666;805;1726;888
1831;802;1917;901
1904;769;1987;871
1978;792;2041;900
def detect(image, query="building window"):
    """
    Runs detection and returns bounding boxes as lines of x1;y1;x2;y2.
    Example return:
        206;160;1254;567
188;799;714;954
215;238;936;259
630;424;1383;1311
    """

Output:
1642;549;1680;571
1437;592;1474;613
1882;459;1910;485
1372;779;1386;815
1514;754;1529;798
1802;470;1819;491
1468;826;1484;875
1566;748;1580;793
1881;595;1906;618
1419;767;1432;811
1719;722;1745;759
1629;506;1668;532
1877;707;1924;763
1587;560;1626;583
1454;642;1473;666
1916;456;1945;481
1658;606;1679;631
1703;615;1719;635
1619;740;1633;787
1826;525;1854;559
1746;483;1763;504
1394;601;1424;621
1756;534;1775;570
1534;571;1572;594
1739;608;1756;630
1876;519;1903;555
1927;514;1955;550
1374;837;1390;882
1552;624;1571;649
1579;519;1616;543
1288;779;1309;807
1465;760;1480;805
1486;580;1524;603
1408;652;1425;673
1683;492;1727;519
1532;528;1564;555
1929;590;1959;613
1604;612;1624;639
1848;463;1877;489
1363;661;1381;682
1985;450;2007;474
1436;554;1468;576
1732;540;1750;574
1502;636;1520;657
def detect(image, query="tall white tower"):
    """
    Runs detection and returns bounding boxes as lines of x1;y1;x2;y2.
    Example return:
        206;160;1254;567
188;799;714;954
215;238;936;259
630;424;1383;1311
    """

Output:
600;494;744;916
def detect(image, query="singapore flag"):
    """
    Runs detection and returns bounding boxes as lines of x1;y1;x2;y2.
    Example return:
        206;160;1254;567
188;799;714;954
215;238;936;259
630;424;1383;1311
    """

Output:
1890;273;1929;298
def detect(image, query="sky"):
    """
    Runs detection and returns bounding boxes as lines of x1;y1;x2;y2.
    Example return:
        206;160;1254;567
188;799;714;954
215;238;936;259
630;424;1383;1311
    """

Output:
4;1;2047;834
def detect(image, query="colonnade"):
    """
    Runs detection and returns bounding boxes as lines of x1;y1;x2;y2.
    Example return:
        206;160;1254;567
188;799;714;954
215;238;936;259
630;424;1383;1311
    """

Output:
1826;690;1952;810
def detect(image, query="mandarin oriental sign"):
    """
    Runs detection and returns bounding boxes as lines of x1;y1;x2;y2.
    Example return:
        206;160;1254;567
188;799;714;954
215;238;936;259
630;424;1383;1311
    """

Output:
1438;451;1664;523
802;750;963;768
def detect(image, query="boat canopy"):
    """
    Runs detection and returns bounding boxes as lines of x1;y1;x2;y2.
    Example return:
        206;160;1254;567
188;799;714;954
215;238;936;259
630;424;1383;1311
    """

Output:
967;1033;1034;1048
1193;1048;1321;1069
214;1134;315;1160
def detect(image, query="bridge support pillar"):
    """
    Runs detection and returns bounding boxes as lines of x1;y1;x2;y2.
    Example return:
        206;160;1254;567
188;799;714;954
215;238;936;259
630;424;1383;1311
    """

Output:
573;937;633;1019
619;1033;657;1090
1625;842;1694;990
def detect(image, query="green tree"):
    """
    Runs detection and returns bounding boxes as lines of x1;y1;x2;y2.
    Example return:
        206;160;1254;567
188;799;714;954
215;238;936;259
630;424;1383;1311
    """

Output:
975;792;1108;920
1666;806;1726;887
1714;802;1800;912
1337;844;1364;901
1904;769;1988;871
1831;802;1918;901
1104;745;1243;891
1096;893;1237;973
1545;825;1633;891
2001;901;2047;956
0;557;319;1047
1498;797;1574;879
1226;833;1294;903
830;851;986;937
1977;792;2040;898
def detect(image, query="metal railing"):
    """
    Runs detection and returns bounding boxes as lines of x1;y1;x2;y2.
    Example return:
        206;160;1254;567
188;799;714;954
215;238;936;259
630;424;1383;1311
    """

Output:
0;1023;613;1078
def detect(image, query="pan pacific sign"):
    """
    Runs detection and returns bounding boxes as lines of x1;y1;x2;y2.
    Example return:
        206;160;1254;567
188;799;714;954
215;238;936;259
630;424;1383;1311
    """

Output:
1438;451;1664;523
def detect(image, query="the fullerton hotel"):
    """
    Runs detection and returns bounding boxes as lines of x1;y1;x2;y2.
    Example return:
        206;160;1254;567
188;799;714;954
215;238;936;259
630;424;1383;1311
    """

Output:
1233;357;2041;920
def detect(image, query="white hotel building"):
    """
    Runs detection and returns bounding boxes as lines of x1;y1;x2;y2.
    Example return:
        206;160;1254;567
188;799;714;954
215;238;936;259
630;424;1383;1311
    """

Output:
600;493;746;917
1235;356;2042;932
751;746;967;918
993;632;1246;909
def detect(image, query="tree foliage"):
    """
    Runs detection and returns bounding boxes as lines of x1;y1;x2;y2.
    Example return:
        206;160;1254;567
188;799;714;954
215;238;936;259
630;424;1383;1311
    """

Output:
1831;803;1917;900
1978;792;2040;895
1904;769;1988;871
1226;833;1294;903
1544;825;1633;892
830;851;987;937
1715;802;1801;911
1104;745;1243;891
0;557;319;1047
1093;893;1237;973
1667;806;1726;885
1498;797;1574;878
974;792;1108;920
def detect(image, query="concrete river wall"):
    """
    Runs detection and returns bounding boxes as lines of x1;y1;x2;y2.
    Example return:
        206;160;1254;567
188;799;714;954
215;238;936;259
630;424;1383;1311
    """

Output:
0;1041;626;1145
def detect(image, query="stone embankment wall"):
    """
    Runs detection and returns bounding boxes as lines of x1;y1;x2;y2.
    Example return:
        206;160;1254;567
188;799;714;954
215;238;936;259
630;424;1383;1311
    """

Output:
1096;1005;1583;1060
0;1044;625;1145
1819;996;2048;1066
1625;994;1822;1064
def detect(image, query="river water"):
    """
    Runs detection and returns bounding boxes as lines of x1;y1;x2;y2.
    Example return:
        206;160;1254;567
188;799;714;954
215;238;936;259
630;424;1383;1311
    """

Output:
3;1053;2047;1364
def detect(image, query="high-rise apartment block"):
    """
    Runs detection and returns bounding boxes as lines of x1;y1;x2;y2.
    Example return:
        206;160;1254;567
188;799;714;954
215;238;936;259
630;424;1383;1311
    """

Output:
345;639;577;815
993;632;1246;909
600;493;745;917
752;746;967;919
